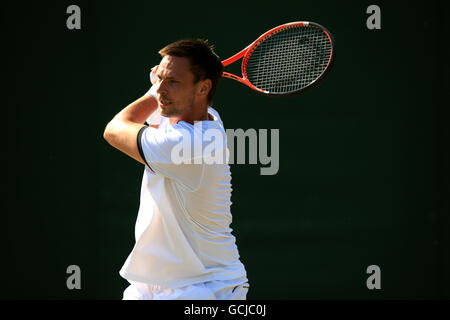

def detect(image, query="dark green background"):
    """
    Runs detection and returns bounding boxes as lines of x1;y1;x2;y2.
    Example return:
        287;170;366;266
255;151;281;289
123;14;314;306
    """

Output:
2;0;449;299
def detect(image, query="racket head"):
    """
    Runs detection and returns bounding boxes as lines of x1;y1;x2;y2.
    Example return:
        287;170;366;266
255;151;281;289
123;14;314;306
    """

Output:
241;21;335;96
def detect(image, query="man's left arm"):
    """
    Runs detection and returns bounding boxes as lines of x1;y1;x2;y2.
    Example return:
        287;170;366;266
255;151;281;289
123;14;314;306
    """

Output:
103;94;158;165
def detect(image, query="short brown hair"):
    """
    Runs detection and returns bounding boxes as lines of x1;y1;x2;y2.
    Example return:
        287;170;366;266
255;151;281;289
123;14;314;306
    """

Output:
159;39;223;104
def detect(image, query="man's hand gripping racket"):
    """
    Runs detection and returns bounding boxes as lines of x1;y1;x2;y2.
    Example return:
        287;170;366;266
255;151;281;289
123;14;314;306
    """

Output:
222;21;335;96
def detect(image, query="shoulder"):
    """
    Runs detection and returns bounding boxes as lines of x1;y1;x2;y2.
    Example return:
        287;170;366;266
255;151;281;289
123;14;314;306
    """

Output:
207;106;225;127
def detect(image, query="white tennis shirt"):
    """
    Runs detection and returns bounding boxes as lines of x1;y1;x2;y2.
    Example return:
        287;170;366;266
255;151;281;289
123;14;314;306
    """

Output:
119;86;248;289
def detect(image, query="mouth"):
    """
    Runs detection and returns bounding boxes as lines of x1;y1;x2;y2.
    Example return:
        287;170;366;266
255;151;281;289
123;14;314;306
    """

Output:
158;98;172;107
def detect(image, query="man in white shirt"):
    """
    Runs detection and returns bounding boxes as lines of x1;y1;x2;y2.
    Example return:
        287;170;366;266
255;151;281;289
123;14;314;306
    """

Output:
103;39;249;300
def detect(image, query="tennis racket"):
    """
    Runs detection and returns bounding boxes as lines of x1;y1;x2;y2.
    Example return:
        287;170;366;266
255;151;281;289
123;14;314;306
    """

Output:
222;21;335;96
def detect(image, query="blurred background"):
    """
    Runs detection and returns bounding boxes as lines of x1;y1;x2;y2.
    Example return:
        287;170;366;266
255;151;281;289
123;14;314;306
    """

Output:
2;0;449;299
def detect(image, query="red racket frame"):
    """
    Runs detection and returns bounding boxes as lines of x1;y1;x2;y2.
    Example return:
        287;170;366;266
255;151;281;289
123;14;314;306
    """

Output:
221;21;335;95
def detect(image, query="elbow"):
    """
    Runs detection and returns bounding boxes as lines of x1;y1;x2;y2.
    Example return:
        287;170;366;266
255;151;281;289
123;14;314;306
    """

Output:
103;121;115;144
104;118;127;146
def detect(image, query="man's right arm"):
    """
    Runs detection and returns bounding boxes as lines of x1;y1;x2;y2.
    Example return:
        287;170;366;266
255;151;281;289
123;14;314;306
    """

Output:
103;94;158;165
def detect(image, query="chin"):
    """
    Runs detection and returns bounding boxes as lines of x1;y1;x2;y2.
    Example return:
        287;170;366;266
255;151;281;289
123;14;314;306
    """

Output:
159;107;175;118
159;106;169;117
160;104;183;118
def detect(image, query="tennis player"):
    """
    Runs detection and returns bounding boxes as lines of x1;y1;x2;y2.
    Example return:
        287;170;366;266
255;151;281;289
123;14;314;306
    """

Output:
103;39;249;300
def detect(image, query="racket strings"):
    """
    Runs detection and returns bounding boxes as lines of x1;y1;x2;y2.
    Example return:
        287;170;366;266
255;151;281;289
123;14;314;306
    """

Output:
245;26;332;94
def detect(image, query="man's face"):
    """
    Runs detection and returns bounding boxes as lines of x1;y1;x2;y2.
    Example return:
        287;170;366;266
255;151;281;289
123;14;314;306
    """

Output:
154;55;198;118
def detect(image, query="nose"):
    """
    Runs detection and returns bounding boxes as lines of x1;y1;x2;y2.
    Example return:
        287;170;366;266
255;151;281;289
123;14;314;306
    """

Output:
156;79;168;96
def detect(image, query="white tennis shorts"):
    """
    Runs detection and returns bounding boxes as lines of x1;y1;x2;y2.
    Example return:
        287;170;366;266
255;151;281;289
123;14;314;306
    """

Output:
123;279;249;300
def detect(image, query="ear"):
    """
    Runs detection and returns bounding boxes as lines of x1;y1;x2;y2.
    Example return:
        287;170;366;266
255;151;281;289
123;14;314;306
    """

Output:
197;79;212;98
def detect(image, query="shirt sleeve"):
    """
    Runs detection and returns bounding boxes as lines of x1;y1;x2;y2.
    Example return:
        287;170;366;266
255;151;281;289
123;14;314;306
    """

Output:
136;125;205;191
